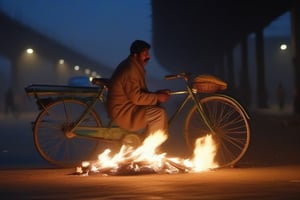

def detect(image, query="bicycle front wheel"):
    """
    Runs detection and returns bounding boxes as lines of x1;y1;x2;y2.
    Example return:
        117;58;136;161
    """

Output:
184;95;250;168
33;99;101;167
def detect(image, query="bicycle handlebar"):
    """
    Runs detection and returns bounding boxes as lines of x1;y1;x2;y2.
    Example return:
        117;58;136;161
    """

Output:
164;72;191;81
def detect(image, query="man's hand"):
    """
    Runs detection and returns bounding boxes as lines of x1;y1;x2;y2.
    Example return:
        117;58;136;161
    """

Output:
156;89;170;103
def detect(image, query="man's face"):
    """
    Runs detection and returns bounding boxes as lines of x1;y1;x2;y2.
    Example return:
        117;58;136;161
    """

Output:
135;49;150;67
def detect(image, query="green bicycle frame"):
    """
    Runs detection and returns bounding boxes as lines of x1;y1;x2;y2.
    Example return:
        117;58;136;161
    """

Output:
167;85;216;134
69;87;105;133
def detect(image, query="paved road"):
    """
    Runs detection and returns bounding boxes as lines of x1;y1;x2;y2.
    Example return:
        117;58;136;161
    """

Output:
0;165;300;199
0;110;300;199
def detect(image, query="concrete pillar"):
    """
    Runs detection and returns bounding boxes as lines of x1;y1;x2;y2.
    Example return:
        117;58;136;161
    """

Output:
226;48;236;95
239;37;251;108
291;1;300;113
255;29;268;108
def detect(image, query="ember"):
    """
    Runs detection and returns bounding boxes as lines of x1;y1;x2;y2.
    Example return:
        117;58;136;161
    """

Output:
75;130;218;176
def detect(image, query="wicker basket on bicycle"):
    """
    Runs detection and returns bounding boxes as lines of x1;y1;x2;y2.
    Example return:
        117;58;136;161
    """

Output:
193;74;227;93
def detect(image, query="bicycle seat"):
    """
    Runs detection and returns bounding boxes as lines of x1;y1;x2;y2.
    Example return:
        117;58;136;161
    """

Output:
92;78;110;88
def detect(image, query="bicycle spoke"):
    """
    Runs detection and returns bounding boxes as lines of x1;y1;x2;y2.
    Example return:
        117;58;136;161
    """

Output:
185;95;250;168
218;141;237;164
34;99;101;167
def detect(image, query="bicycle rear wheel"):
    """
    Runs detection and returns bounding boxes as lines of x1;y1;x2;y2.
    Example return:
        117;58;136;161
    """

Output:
33;99;101;167
184;95;250;168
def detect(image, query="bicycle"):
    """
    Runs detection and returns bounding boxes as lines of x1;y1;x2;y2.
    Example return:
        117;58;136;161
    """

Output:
25;72;250;168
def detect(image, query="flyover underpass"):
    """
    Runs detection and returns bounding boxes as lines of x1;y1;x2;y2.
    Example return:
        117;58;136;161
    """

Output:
151;0;300;113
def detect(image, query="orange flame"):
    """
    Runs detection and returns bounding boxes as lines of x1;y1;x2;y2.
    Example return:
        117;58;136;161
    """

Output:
189;134;218;172
83;130;218;174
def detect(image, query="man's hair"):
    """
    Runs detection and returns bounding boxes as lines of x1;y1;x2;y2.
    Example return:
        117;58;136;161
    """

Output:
130;40;151;54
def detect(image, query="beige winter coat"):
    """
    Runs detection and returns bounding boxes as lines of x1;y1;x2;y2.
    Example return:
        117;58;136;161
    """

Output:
107;56;158;131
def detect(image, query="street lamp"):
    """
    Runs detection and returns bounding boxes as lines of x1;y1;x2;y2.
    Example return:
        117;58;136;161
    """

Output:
59;59;65;64
85;68;91;75
74;65;80;71
280;44;287;50
26;48;34;54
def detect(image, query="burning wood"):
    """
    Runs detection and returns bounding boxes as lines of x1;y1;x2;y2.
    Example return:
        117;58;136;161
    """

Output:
73;130;218;176
74;159;190;176
165;159;191;173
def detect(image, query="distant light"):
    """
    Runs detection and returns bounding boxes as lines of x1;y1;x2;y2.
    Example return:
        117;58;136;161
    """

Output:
280;44;287;50
85;68;91;75
89;76;93;82
91;71;97;77
26;48;34;54
59;59;65;64
74;65;80;71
